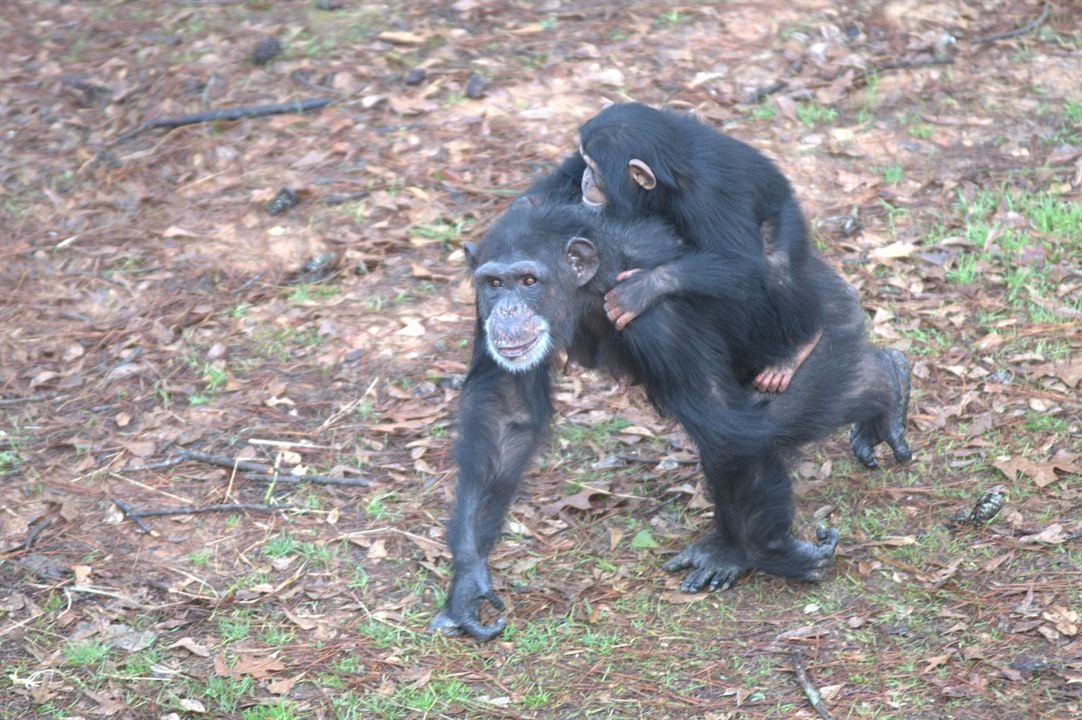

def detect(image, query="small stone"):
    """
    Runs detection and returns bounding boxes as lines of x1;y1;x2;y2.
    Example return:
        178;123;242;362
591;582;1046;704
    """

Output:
465;73;486;99
405;68;427;86
266;187;298;215
252;37;282;65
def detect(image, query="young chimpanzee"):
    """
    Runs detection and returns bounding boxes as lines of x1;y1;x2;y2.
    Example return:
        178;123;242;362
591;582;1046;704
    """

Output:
429;199;912;641
528;102;822;394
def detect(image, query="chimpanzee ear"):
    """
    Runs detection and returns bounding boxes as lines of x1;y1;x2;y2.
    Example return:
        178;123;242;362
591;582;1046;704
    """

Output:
628;158;657;190
565;237;599;287
463;242;480;270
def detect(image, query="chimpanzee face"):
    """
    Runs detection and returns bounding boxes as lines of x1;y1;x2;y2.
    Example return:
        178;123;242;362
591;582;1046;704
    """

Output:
579;141;658;214
580;148;607;210
464;226;599;374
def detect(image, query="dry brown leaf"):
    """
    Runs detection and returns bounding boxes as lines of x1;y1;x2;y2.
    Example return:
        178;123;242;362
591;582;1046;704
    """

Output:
268;674;302;695
283;607;319;631
367;538;388;561
871;241;918;260
377;31;428;44
121;440;156;458
923;653;952;673
170;637;210;657
1018;523;1068;544
233;654;286;679
162;226;200;238
993;456;1078;488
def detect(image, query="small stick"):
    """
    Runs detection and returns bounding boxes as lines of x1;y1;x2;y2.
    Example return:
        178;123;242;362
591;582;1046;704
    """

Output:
875;56;954;71
113;499;153;533
790;651;834;720
177;449;270;473
125;457;186;471
242;472;371;487
117;97;332;143
113;498;290;532
972;2;1050;45
746;79;788;104
617;454;699;466
24;516;53;550
129;503;290;517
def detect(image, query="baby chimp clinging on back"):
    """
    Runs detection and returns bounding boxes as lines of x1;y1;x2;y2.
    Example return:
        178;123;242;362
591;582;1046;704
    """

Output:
431;198;912;642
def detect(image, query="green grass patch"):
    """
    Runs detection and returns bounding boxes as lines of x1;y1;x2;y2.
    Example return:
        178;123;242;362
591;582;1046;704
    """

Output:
796;102;838;127
62;639;110;667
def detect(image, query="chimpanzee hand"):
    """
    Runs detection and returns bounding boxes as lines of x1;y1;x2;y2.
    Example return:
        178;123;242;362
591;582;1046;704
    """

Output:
428;561;507;642
604;268;668;331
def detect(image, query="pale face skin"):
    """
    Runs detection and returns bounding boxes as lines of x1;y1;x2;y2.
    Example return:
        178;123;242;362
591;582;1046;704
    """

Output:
579;146;607;210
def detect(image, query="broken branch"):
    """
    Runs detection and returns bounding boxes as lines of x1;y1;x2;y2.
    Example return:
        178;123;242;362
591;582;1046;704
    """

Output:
117;97;332;143
790;651;834;720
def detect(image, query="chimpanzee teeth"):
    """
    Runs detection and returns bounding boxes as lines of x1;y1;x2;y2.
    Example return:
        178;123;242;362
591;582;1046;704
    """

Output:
486;330;552;374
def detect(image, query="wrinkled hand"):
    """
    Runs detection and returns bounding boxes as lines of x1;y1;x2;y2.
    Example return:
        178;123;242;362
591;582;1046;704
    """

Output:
428;562;506;642
604;268;661;331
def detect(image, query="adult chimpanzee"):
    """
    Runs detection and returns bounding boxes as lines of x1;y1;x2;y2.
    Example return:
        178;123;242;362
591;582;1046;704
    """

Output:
527;102;821;394
429;199;912;641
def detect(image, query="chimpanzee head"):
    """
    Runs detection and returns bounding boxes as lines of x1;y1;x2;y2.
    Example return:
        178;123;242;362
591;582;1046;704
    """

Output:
464;205;600;373
577;103;683;217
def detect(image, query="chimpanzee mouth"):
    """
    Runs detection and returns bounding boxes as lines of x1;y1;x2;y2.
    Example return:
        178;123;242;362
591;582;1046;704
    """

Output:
494;335;540;359
487;328;552;373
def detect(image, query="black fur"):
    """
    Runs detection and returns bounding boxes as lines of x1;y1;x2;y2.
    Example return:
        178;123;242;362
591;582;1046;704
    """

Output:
530;102;822;384
430;201;912;641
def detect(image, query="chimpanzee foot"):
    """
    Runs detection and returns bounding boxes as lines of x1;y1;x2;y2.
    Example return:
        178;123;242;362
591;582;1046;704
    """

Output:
663;535;748;593
429;562;507;642
754;526;840;582
850;348;912;469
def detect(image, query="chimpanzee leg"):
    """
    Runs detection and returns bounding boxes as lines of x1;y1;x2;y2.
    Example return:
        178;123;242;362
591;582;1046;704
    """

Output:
739;451;839;581
849;348;912;469
665;446;838;591
429;359;551;641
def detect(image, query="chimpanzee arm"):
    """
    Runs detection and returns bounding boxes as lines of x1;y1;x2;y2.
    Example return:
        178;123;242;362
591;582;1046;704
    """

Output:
604;251;765;331
523;153;586;203
429;352;552;641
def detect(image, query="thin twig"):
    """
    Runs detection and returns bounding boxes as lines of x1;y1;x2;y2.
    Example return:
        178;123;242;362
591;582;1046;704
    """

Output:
116;97;332;143
125;457;186;472
129;503;290;517
113;499;152;533
176;449;269;473
0;392;59;407
746;79;788;104
242;473;371;487
24;516;54;551
875;55;954;71
972;2;1050;45
124;448;371;487
617;454;699;466
790;651;834;720
114;498;290;532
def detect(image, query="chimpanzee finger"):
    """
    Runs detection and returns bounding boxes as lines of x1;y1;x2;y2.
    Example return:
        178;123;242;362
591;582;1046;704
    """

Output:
615;268;642;282
614;311;637;331
428;610;465;636
753;371;771;393
482;590;506;612
764;372;782;393
776;372;793;393
461;616;507;643
662;550;692;572
680;568;712;593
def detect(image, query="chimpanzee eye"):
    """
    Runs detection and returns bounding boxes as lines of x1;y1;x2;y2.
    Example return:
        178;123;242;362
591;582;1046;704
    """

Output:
488;278;502;288
522;275;537;287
